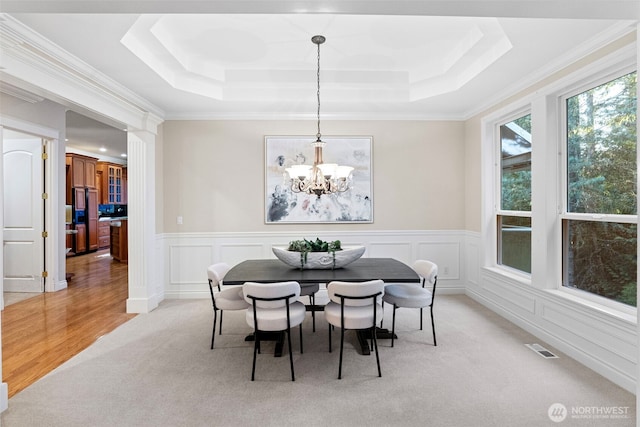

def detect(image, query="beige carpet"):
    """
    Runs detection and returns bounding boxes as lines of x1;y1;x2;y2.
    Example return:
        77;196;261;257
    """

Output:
1;294;635;426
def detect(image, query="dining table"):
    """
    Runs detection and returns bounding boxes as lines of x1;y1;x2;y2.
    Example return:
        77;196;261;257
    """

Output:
223;257;420;356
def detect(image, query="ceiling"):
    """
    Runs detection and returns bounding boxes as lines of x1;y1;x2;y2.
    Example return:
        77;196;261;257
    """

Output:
0;1;638;158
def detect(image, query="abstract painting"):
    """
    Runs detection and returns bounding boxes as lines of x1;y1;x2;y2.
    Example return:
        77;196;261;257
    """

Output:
265;136;373;223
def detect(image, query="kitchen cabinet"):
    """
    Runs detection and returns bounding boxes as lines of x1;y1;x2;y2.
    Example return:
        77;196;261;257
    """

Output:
66;154;97;203
75;224;86;254
65;224;74;256
110;219;128;263
87;188;99;251
122;166;127;204
97;162;124;204
66;153;98;255
73;187;86;211
98;219;111;249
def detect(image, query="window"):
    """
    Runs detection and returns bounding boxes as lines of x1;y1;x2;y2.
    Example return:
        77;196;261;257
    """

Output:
562;71;637;306
498;114;532;273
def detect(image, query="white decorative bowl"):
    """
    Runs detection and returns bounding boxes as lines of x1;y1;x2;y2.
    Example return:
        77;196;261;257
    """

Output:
272;245;366;270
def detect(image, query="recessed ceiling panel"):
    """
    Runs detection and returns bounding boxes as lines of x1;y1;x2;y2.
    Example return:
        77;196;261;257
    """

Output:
121;14;513;103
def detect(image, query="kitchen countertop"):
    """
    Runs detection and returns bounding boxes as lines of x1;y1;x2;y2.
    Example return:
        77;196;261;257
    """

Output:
99;216;128;221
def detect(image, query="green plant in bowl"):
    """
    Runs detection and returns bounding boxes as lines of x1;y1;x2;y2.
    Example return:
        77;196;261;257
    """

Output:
287;238;342;269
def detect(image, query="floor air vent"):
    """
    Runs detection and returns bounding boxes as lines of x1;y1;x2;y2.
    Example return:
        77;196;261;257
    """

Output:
525;343;558;359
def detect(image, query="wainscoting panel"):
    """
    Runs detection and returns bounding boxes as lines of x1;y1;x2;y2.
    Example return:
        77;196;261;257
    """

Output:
368;242;412;264
169;244;213;284
540;302;637;364
219;243;264;267
161;230;466;299
416;242;460;280
465;238;480;287
482;276;536;317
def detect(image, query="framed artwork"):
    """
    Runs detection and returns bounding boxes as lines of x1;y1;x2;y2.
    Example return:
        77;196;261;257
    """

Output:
265;136;373;223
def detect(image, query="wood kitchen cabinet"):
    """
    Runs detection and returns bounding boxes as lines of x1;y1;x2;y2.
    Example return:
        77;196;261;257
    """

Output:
73;187;86;210
66;153;99;256
87;188;99;251
110;220;128;263
98;220;111;249
66;154;97;204
97;162;124;204
75;224;86;254
122;166;127;204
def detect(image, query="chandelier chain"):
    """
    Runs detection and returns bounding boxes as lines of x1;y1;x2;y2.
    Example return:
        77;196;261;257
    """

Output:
284;35;353;198
316;39;321;140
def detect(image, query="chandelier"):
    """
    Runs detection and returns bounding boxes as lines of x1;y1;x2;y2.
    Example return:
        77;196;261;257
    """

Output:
285;35;354;198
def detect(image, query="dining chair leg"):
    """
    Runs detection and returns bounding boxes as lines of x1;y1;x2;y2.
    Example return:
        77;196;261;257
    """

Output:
372;326;381;377
287;326;295;381
328;324;332;352
419;307;423;330
430;305;437;346
338;326;345;379
310;293;316;332
391;305;397;348
299;325;304;353
251;332;259;381
219;310;224;335
211;309;218;349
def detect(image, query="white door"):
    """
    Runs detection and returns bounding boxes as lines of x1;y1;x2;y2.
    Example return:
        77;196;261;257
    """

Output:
3;133;44;292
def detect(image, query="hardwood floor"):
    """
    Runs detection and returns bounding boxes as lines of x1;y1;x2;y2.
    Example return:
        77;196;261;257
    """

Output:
2;249;135;398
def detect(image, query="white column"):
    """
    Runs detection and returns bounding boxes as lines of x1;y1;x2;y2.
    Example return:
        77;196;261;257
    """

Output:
126;128;159;313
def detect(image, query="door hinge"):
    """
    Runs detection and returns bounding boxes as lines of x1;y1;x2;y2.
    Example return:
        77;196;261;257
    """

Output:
42;152;48;160
42;231;48;238
42;193;48;199
42;271;48;278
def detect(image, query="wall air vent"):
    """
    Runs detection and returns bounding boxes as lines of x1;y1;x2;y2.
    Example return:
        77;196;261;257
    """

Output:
525;343;558;359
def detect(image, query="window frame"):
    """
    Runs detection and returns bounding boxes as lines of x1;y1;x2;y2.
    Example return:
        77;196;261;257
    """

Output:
494;109;533;276
557;65;638;311
480;42;637;319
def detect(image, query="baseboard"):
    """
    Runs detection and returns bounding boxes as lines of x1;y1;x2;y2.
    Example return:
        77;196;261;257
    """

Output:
47;279;68;292
126;296;160;314
0;382;8;412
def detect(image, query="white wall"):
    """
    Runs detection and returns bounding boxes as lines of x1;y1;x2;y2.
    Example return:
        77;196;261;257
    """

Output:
160;119;466;233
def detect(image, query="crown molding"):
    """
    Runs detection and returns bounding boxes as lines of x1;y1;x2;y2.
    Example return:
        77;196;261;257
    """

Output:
461;21;638;120
0;81;44;103
0;13;165;132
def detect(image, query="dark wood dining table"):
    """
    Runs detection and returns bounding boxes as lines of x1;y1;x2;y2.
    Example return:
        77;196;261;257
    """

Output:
223;257;420;356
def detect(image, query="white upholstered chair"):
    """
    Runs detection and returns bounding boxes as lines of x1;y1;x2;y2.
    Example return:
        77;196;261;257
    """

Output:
325;280;385;379
382;260;438;347
243;281;306;381
207;263;250;349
